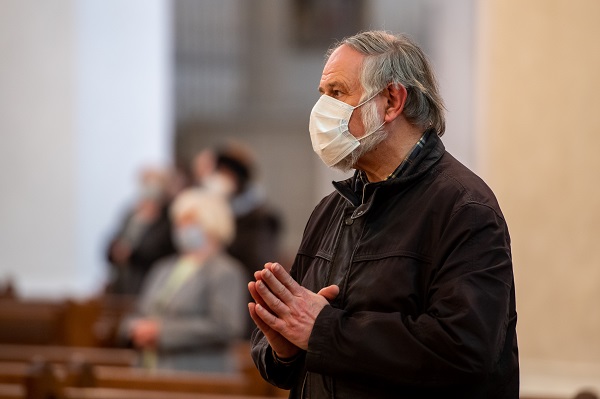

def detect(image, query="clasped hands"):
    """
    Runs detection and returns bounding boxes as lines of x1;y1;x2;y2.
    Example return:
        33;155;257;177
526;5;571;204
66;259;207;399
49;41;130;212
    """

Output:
248;262;339;360
129;318;159;349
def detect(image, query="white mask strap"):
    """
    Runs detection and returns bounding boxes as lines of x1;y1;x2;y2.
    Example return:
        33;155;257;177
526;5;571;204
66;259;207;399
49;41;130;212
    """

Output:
358;120;386;142
353;91;381;109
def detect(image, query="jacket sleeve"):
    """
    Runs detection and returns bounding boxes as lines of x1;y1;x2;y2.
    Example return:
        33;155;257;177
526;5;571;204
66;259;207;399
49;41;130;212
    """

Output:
250;329;307;390
305;202;515;387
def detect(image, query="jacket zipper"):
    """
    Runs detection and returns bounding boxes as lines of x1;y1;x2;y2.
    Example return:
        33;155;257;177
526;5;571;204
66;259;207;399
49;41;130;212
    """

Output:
300;372;307;398
361;182;369;205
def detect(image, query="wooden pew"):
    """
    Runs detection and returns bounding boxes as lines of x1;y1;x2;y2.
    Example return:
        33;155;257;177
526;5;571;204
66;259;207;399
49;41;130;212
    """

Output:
63;387;281;399
0;342;287;396
0;361;285;399
0;384;23;399
0;299;67;345
0;341;289;394
0;359;93;398
0;383;283;399
0;358;286;398
0;295;134;348
0;337;287;398
88;295;135;348
0;297;100;347
91;366;249;395
24;360;65;399
80;341;289;397
4;358;577;399
0;345;137;368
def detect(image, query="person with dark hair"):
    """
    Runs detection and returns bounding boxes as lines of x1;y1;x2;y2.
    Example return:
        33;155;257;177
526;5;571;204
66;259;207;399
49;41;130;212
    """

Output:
194;141;282;338
248;30;518;398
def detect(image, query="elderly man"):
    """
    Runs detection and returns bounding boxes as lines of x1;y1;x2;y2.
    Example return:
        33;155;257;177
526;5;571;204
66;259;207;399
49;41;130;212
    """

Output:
248;31;518;398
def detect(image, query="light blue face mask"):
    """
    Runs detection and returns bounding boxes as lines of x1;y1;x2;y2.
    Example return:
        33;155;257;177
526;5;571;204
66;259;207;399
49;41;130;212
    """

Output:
173;225;206;253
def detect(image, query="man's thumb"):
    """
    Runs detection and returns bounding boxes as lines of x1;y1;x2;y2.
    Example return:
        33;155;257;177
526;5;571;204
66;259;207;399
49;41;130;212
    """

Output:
317;285;340;301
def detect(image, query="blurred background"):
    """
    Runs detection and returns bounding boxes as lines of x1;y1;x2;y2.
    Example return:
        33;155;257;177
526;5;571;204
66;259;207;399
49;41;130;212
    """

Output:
0;0;599;397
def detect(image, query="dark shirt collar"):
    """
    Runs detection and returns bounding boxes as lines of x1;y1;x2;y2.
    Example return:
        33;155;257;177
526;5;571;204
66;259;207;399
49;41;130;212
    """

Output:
358;128;433;185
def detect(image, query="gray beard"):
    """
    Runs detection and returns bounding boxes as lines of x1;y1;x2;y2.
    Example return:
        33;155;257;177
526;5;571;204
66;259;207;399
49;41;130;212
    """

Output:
332;129;388;173
332;95;386;173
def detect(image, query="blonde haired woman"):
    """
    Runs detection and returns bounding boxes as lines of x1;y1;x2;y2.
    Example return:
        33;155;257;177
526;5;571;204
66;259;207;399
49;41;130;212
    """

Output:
119;188;247;372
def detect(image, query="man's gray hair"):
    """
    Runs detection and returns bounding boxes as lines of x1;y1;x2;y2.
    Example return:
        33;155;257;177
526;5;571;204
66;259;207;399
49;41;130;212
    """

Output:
328;30;446;136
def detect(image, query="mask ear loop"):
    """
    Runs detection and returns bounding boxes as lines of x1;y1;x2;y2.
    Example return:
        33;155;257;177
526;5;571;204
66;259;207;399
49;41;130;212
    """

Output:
353;90;382;109
354;90;386;141
357;120;386;142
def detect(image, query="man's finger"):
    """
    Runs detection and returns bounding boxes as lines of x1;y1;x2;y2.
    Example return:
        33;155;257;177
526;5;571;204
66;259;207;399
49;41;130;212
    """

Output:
248;281;274;314
248;302;273;333
248;281;261;303
254;262;274;281
254;303;283;331
265;263;304;296
260;268;295;303
256;279;290;317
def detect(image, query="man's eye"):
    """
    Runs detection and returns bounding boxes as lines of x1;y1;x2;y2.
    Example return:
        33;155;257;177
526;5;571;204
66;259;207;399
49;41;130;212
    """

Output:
332;90;341;97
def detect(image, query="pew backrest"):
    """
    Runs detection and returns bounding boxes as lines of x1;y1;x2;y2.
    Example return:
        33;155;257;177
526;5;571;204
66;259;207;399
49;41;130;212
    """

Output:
0;345;137;367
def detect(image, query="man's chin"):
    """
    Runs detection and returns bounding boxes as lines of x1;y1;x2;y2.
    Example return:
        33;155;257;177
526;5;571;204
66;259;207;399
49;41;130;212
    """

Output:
331;157;356;173
330;129;387;173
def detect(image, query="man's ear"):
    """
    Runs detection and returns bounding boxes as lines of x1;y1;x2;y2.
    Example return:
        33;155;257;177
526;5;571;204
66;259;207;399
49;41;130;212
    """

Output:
383;83;407;122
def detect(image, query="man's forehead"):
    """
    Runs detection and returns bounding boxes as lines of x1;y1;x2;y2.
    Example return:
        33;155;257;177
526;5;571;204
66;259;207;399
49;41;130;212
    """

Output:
323;45;363;74
319;45;364;90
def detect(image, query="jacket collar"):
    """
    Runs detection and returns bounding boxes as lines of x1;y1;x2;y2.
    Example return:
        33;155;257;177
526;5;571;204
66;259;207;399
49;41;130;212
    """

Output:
333;131;446;207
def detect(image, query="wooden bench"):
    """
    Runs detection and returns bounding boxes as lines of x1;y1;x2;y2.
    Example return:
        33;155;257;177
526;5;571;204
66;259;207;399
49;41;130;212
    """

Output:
0;342;287;396
0;384;285;399
0;383;23;399
0;298;101;347
0;299;68;345
63;387;280;399
6;358;583;399
0;358;287;398
86;294;136;348
91;366;249;395
0;345;137;368
0;295;136;348
0;362;30;385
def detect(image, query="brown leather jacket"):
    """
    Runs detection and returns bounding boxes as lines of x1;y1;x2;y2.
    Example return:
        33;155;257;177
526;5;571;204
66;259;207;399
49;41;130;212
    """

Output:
251;133;519;398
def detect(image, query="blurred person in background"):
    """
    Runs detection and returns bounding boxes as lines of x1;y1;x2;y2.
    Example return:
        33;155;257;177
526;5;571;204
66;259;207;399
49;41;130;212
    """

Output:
191;147;216;186
105;166;176;296
193;141;282;337
118;188;247;372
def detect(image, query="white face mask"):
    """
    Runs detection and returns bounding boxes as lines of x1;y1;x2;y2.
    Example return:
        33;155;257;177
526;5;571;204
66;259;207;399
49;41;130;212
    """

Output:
139;181;163;200
309;93;384;167
203;173;236;198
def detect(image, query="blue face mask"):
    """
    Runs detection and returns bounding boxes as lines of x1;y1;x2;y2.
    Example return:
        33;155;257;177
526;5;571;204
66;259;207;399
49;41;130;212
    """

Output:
173;225;206;253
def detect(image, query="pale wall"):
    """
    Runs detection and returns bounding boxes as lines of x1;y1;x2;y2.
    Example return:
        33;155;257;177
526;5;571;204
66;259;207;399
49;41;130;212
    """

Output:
477;0;600;394
0;1;78;295
0;0;172;297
